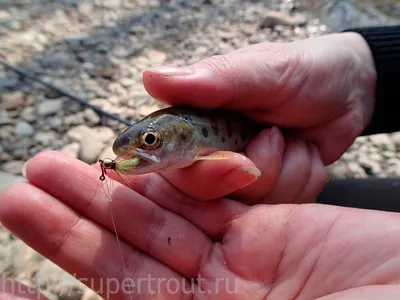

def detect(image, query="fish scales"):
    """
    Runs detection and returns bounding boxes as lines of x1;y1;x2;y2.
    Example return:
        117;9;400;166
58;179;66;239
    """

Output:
108;106;263;175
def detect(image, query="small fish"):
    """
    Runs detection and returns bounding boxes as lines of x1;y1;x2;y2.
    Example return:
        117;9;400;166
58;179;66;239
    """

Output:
99;106;264;179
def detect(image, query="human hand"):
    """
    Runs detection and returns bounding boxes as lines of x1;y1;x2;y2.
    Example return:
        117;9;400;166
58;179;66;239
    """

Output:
140;32;376;204
1;151;400;300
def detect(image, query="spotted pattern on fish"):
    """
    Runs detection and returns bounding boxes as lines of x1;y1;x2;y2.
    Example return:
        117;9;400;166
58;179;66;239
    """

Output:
226;116;232;138
202;127;208;138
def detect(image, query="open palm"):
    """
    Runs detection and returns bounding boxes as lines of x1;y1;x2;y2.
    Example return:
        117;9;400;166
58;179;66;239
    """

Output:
1;151;400;300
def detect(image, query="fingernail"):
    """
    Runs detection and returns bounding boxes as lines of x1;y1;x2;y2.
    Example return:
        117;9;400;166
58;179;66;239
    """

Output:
221;165;261;191
239;165;261;178
146;66;193;76
271;126;284;155
22;158;31;178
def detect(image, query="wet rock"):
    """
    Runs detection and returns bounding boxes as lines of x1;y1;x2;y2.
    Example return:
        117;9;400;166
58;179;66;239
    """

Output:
1;160;26;175
37;99;64;116
2;91;25;110
16;120;35;137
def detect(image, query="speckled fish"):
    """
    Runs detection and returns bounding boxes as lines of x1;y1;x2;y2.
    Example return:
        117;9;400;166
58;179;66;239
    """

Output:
99;106;264;179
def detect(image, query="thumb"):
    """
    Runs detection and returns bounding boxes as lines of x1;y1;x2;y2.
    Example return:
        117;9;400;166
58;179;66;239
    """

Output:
142;44;302;116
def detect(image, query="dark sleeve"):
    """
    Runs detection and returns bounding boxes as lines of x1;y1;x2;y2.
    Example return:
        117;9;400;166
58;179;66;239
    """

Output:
342;25;400;136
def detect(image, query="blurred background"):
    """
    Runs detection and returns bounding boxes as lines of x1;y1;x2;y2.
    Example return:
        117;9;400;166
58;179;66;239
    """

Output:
1;0;400;299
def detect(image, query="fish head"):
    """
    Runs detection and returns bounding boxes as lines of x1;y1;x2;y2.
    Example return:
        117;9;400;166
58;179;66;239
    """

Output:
112;112;198;174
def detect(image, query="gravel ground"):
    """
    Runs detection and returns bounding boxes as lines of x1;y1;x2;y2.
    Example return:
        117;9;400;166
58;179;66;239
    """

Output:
0;0;399;299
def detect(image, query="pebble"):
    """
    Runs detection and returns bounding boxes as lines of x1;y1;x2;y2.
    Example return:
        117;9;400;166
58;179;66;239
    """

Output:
11;240;44;279
0;109;9;125
391;132;400;149
34;132;56;146
359;154;382;176
78;132;105;164
260;10;307;28
147;49;167;64
16;120;35;137
64;112;85;126
1;160;26;175
60;142;80;158
2;1;400;298
37;99;64;116
84;108;101;125
369;134;396;152
0;10;10;22
21;106;36;122
2;91;25;110
47;116;63;130
66;125;91;142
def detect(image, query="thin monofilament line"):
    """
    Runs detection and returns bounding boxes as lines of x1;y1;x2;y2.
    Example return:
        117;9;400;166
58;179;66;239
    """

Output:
108;202;133;300
101;177;133;300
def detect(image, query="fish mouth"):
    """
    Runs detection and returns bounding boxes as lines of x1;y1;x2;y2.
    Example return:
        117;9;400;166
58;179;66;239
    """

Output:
116;147;161;164
129;148;161;164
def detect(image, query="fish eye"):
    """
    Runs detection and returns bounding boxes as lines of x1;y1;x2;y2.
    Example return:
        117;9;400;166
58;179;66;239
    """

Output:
140;131;161;149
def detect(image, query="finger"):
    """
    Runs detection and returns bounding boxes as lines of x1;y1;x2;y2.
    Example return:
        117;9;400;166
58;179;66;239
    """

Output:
160;151;261;201
21;151;211;278
229;126;284;204
261;138;315;204
92;157;249;237
293;144;327;203
0;183;187;300
316;285;400;300
295;110;364;165
142;46;301;116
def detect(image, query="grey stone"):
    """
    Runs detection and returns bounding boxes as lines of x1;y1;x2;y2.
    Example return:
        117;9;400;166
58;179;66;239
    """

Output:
369;134;396;152
37;99;64;116
0;171;26;193
2;91;25;110
16;120;35;137
60;143;80;158
84;108;100;125
1;160;26;175
0;109;9;125
78;133;105;164
34;132;56;146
